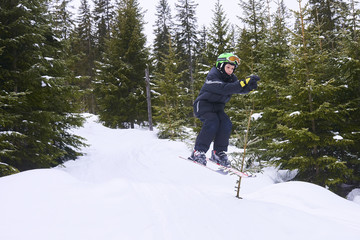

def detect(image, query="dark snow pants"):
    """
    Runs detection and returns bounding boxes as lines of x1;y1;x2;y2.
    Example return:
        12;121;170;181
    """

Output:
194;110;232;153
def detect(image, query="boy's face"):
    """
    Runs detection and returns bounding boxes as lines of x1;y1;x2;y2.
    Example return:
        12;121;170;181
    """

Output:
224;63;235;75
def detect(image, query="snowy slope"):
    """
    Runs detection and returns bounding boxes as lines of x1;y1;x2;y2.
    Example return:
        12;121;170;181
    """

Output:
1;114;360;240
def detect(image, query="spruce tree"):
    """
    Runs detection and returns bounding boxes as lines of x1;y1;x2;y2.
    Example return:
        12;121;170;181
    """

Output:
193;25;209;98
74;0;95;77
308;0;342;50
334;0;360;194
71;0;97;113
237;0;267;70
250;0;292;163
206;0;234;61
93;0;113;61
235;28;254;75
0;0;85;175
49;0;83;110
195;25;209;67
174;0;198;125
347;0;360;39
50;0;74;41
153;39;188;139
0;90;24;175
269;1;354;193
153;0;173;73
97;0;149;128
228;0;267;137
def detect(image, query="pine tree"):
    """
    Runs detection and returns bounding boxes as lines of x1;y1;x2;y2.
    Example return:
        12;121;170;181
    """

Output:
193;25;209;99
227;0;267;136
75;0;95;77
195;25;209;67
0;90;25;175
334;0;360;194
237;0;267;70
235;27;254;75
206;0;234;60
269;1;354;193
96;0;149;128
70;0;97;113
308;0;344;50
49;0;84;107
93;0;113;61
250;0;292;163
347;0;360;39
153;39;188;139
0;0;85;176
153;0;173;73
50;0;74;41
174;0;199;125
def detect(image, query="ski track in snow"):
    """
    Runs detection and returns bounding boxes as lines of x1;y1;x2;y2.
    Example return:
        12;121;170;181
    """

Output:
1;114;360;240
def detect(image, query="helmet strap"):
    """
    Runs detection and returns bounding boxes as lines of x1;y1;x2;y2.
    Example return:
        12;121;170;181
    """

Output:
217;62;224;72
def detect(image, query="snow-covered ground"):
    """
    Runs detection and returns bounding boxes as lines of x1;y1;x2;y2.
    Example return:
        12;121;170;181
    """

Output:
1;114;360;240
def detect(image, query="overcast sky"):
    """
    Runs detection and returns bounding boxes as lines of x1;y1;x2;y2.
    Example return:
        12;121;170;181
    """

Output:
71;0;307;46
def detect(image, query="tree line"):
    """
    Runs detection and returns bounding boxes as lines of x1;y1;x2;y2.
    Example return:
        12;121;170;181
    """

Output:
1;0;360;197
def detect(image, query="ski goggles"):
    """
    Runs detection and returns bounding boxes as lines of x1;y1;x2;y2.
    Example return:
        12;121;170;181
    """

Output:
217;55;240;65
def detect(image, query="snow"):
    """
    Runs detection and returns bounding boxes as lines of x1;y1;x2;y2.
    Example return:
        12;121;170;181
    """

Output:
333;135;344;140
251;112;262;120
347;188;360;204
289;111;301;116
332;131;344;140
16;4;30;11
1;114;360;240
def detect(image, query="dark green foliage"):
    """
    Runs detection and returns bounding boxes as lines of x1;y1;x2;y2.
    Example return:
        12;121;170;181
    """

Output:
192;25;209;95
307;0;346;50
174;0;198;63
0;0;85;175
228;0;268;133
51;0;74;41
71;0;97;113
237;0;267;69
174;0;199;125
261;1;357;194
153;0;173;74
93;0;113;59
249;0;292;162
152;39;189;140
0;162;19;177
206;0;235;60
335;3;360;192
96;0;149;128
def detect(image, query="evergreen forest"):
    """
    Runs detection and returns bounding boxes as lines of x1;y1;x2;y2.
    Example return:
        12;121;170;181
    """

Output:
1;0;360;197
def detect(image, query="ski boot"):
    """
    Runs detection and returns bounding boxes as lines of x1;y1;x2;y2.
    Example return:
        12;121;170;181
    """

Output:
189;150;207;166
210;150;231;167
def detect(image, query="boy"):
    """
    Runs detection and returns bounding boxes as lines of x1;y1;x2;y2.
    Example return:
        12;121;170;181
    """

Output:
189;53;259;166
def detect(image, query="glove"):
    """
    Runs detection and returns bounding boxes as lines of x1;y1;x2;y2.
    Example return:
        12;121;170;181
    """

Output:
240;75;260;90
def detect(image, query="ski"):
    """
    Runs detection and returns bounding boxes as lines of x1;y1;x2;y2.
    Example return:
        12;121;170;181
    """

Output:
207;158;253;178
179;156;253;178
178;156;226;175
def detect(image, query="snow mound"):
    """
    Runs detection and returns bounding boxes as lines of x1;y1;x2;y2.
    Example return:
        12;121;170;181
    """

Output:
1;114;360;240
347;188;360;204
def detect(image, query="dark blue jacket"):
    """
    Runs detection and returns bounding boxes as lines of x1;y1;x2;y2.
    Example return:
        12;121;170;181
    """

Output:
194;66;251;117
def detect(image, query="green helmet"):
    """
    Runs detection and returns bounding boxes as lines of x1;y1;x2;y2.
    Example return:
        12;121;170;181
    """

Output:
216;53;240;70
